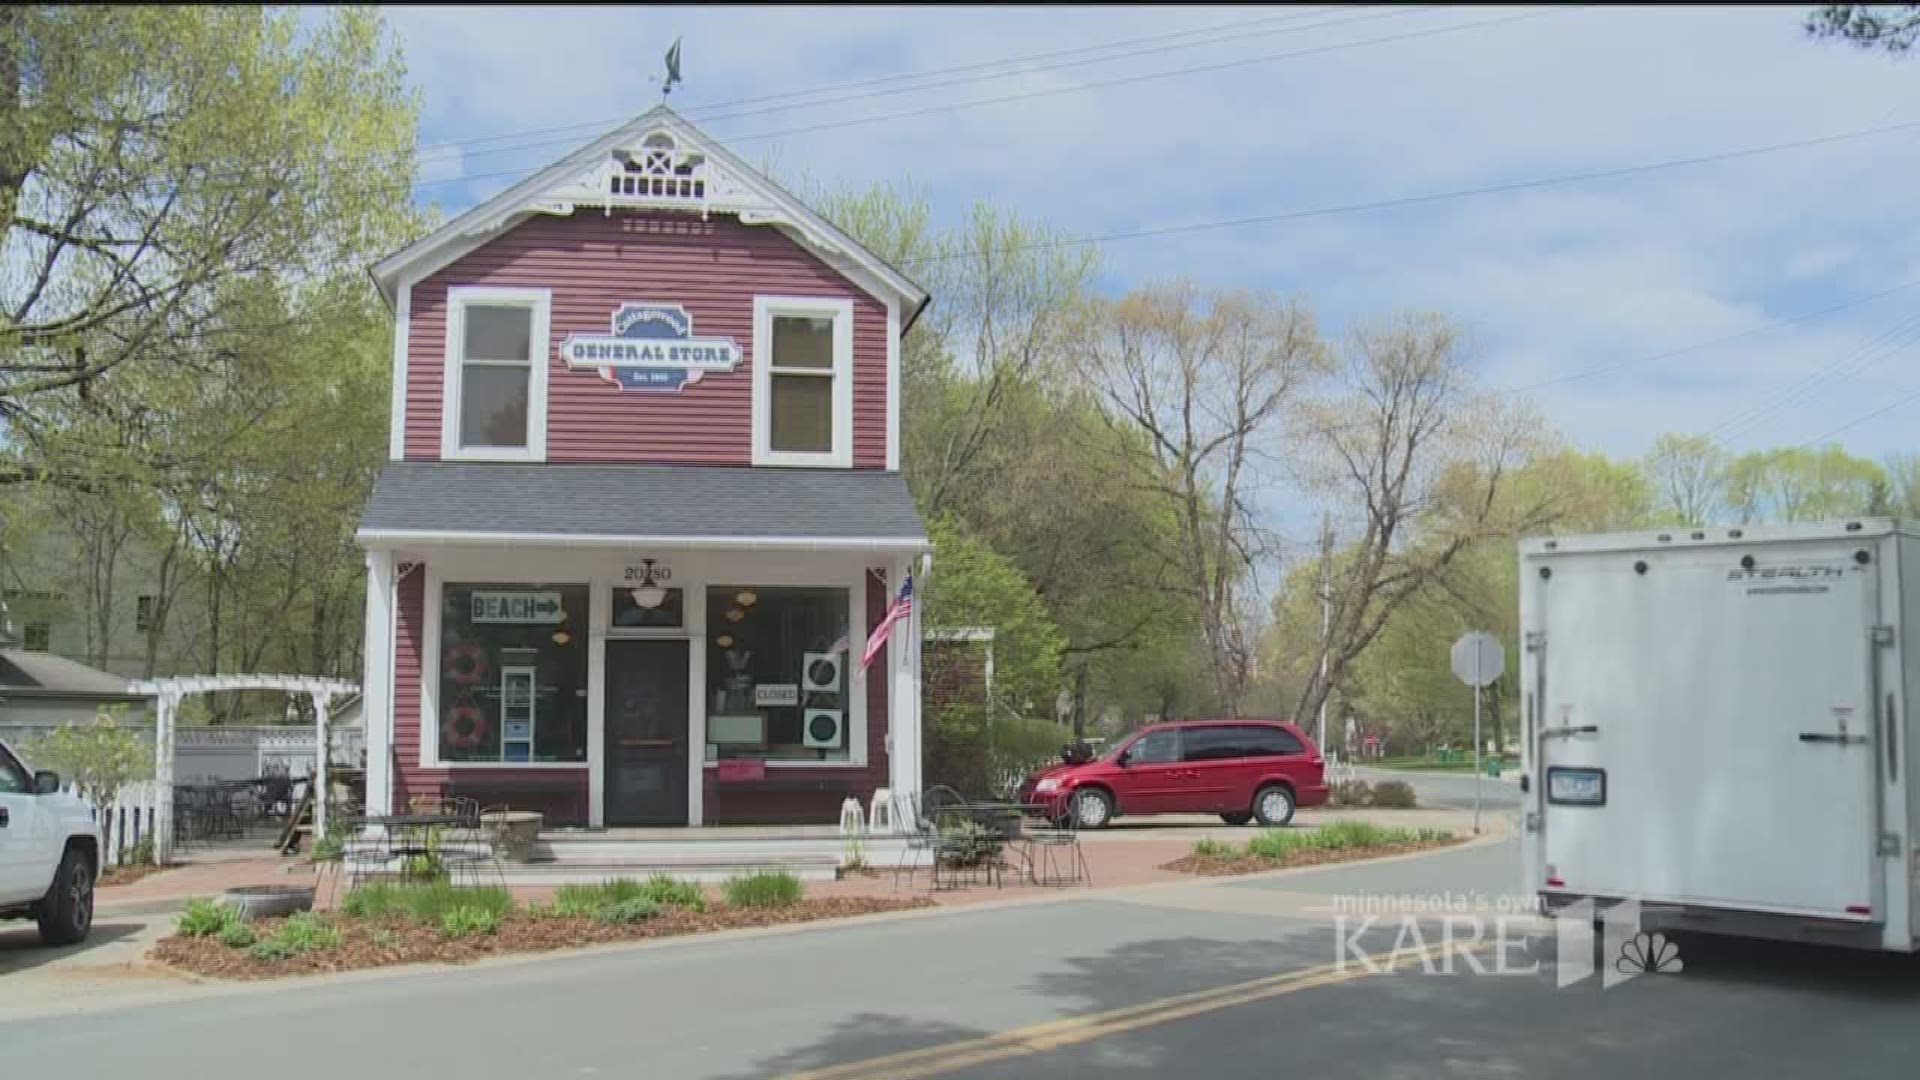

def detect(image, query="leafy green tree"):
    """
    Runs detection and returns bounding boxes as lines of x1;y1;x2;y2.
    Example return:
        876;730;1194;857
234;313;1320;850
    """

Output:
1643;433;1728;525
22;706;152;859
1807;5;1920;51
0;6;418;487
1724;446;1887;523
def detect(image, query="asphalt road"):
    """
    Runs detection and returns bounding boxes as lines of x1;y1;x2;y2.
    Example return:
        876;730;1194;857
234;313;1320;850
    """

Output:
8;838;1920;1079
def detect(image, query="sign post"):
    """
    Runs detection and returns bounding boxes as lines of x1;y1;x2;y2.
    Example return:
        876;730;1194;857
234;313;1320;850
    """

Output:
1450;630;1505;835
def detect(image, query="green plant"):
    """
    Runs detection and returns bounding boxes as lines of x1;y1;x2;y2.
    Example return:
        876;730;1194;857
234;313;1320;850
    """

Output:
1369;780;1418;809
439;905;502;938
176;897;243;938
247;937;298;962
1192;838;1239;859
640;875;706;912
217;922;258;949
21;707;152;860
275;911;343;951
338;880;511;924
933;820;1003;869
309;818;353;863
723;870;804;908
370;928;400;949
554;878;647;917
125;835;157;867
593;897;661;924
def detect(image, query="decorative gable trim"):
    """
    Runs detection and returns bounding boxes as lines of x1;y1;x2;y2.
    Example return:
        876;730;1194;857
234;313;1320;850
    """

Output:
370;105;925;319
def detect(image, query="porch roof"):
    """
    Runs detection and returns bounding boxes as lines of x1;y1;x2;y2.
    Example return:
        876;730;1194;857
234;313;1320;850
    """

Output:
356;462;929;550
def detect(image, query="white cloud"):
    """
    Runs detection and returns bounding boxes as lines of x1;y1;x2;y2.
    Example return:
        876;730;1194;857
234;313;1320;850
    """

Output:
379;3;1920;469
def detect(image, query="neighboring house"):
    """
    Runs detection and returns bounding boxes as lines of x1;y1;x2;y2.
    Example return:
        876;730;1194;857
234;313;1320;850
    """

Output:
0;616;153;728
0;508;201;680
354;105;931;827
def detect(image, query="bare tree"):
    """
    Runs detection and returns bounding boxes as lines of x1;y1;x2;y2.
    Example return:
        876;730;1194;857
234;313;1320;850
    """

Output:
1290;313;1550;730
1644;433;1728;525
1076;282;1327;713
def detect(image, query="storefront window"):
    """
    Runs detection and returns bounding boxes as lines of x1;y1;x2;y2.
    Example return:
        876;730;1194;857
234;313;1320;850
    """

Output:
706;586;851;762
439;583;589;763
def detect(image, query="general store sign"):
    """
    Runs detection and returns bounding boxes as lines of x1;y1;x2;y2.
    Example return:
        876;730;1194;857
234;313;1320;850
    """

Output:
560;302;741;391
470;590;565;624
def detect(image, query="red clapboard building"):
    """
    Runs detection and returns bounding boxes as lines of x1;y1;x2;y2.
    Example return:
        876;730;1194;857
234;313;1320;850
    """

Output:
355;105;930;827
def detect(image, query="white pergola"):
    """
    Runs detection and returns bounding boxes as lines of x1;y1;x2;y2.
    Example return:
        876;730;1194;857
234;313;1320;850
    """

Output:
128;674;360;863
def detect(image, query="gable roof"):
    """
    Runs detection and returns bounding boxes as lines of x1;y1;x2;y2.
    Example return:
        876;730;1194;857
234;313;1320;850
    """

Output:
370;104;928;323
0;648;150;700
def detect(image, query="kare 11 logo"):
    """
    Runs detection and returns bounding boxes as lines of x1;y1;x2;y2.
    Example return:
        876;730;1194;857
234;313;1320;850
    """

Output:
560;302;742;391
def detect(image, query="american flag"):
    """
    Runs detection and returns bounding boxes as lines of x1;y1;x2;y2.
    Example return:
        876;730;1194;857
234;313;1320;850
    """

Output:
860;573;913;670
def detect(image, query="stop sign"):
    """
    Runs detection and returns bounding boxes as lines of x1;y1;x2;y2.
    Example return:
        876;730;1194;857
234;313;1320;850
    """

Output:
1450;631;1504;688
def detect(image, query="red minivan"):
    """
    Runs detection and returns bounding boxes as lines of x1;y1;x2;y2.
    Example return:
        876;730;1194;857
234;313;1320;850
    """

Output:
1019;719;1329;829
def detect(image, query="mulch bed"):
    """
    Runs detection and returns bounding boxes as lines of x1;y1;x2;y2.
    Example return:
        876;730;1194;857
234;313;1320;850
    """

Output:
98;863;169;888
1160;836;1465;877
150;897;934;981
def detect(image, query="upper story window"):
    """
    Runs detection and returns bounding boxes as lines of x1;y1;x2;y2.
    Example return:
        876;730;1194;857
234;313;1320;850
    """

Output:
753;295;852;468
442;286;550;462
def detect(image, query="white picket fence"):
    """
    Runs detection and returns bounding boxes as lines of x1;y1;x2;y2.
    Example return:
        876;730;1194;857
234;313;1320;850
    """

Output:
61;779;165;868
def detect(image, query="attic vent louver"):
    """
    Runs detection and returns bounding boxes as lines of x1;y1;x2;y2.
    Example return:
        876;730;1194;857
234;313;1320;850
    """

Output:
610;132;707;203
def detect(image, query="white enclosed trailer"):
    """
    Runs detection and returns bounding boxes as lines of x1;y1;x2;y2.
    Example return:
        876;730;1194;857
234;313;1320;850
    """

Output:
1520;519;1920;951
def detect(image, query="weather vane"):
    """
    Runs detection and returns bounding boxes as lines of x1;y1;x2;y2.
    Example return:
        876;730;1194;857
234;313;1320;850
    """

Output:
658;37;682;100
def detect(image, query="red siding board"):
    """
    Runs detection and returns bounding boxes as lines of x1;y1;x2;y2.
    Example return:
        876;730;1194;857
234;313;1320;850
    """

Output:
389;563;893;827
404;211;889;467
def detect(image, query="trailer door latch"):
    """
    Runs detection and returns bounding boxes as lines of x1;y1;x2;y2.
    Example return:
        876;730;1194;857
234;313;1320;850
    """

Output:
1523;812;1541;833
1879;832;1901;857
1873;625;1896;647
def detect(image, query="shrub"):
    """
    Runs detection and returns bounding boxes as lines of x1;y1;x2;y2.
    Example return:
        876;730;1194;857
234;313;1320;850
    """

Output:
125;835;157;867
339;880;512;924
1314;820;1396;849
440;905;502;938
370;928;401;949
641;874;706;912
1330;780;1374;808
593;897;661;924
217;922;258;949
1416;827;1455;843
275;911;342;951
1192;838;1239;859
554;878;645;917
1245;829;1313;859
176;897;242;938
723;870;804;908
248;937;298;962
1370;780;1417;809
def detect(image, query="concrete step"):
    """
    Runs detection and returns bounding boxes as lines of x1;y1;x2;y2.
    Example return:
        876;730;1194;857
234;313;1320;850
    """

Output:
496;854;844;885
532;836;908;865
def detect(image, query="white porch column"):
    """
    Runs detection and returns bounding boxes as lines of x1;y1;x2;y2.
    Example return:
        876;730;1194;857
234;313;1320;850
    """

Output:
887;554;924;816
362;550;395;816
153;691;177;863
312;692;331;837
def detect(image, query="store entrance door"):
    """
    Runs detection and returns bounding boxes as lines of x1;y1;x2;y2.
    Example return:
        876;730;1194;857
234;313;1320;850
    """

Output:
603;639;689;825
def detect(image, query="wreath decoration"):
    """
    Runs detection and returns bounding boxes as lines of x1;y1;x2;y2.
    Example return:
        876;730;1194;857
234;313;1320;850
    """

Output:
445;641;490;686
442;702;490;750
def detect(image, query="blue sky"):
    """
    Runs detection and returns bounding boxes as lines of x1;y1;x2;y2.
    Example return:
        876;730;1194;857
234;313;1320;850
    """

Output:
382;4;1920;474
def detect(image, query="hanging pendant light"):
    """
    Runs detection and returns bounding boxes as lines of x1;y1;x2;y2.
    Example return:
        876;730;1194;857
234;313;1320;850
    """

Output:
628;558;670;609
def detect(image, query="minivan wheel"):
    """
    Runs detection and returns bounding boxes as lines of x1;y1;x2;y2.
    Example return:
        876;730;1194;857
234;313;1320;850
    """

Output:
37;846;94;946
1219;811;1253;826
1073;788;1113;830
1252;785;1296;827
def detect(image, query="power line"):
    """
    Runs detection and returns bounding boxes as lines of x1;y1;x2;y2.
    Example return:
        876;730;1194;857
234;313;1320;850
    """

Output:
112;7;1549;198
1796;371;1920;448
420;6;1399;157
431;7;1434;167
1513;279;1920;392
1707;308;1920;441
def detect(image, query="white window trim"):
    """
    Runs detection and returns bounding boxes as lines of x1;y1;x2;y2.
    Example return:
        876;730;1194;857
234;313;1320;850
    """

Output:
752;295;854;469
440;285;551;463
421;567;590;770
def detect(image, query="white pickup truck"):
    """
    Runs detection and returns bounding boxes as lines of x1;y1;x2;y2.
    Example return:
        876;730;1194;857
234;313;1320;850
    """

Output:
0;738;100;945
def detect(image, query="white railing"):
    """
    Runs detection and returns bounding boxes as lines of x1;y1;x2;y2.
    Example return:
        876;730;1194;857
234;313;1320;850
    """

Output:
62;779;164;869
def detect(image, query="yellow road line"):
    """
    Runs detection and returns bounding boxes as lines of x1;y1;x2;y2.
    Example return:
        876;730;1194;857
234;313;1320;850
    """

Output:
786;938;1488;1080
